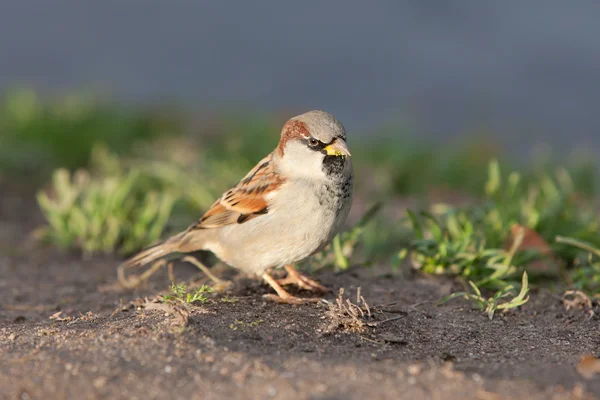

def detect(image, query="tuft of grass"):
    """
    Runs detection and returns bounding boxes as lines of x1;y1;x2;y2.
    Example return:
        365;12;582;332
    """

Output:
403;160;600;290
162;283;213;304
441;271;530;320
404;208;531;289
482;160;599;259
33;137;250;256
35;167;175;256
402;158;600;317
556;236;600;296
325;287;373;333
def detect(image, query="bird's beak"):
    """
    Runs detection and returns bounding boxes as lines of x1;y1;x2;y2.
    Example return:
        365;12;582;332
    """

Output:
324;138;351;157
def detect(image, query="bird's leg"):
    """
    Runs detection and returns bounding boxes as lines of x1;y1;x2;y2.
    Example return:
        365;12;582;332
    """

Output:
167;262;176;284
182;256;232;292
118;259;166;289
263;272;322;304
276;265;329;293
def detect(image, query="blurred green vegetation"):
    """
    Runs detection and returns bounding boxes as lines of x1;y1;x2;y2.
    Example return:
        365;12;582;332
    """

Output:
2;89;599;304
0;89;172;176
556;236;600;296
359;135;597;198
35;166;175;256
441;271;530;320
403;160;600;299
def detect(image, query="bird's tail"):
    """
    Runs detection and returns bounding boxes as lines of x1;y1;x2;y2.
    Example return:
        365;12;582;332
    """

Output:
120;229;199;269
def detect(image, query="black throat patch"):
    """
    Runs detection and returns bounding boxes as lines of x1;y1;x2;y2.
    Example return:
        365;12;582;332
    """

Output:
322;155;347;176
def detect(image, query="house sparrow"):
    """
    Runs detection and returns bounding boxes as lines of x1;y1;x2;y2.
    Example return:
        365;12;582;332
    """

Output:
122;110;353;304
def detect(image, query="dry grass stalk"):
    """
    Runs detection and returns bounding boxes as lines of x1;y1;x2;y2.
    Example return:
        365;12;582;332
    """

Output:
326;287;373;333
143;297;190;327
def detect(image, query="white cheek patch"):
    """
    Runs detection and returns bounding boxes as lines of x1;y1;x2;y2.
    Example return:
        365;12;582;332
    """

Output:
281;141;327;180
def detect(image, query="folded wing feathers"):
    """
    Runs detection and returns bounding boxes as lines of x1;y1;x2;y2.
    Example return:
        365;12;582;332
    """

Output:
192;153;284;229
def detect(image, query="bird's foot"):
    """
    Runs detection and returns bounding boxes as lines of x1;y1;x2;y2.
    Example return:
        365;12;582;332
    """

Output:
276;265;329;293
263;271;324;305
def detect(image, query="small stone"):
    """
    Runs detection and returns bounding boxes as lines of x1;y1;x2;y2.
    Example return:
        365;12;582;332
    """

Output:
407;364;421;376
93;377;108;389
315;383;327;393
572;383;584;398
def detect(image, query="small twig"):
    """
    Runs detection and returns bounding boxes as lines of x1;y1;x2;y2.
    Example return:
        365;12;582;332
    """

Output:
359;335;382;345
367;315;403;327
563;290;593;313
377;309;408;316
348;299;364;318
408;300;432;309
361;296;371;318
110;299;125;318
374;300;431;312
377;301;399;308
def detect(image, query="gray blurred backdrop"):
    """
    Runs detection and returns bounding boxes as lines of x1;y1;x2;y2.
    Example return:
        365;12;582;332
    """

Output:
1;1;599;154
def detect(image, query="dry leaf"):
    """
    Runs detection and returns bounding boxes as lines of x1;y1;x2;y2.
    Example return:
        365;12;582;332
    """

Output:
576;355;600;379
508;224;552;255
505;224;558;274
49;311;72;322
563;290;593;311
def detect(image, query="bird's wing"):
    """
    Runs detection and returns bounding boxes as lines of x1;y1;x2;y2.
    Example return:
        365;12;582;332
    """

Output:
189;153;285;229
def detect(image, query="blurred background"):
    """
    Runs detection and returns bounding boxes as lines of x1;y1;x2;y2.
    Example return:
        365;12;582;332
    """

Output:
1;1;600;154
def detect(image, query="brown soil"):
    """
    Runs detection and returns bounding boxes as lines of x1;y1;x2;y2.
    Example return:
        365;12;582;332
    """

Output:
1;183;599;400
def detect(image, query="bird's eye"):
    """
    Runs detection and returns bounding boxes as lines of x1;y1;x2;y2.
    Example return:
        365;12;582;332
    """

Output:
308;137;319;147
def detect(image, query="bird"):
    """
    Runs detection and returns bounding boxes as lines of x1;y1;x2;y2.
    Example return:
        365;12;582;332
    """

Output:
121;110;353;304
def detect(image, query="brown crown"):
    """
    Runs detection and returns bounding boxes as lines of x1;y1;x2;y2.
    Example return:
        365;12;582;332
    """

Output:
276;119;310;157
